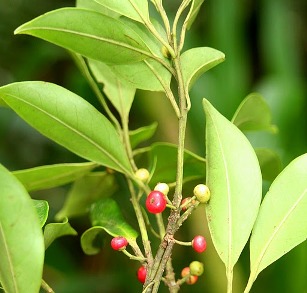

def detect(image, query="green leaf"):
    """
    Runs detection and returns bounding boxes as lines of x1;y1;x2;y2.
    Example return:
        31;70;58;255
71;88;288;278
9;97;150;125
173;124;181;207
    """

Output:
255;148;282;182
88;60;135;119
80;226;106;255
0;164;44;293
136;143;206;186
76;0;120;17
130;122;158;148
186;0;205;30
33;199;49;227
249;154;307;281
13;162;97;192
232;93;277;133
95;0;149;23
203;99;262;271
0;81;133;175
55;172;117;220
181;47;225;90
15;8;152;64
44;218;77;250
90;198;138;240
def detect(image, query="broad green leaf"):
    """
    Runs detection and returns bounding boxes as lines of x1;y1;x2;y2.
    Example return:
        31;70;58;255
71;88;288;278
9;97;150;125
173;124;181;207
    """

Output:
130;122;158;148
90;198;138;240
203;99;262;271
95;0;149;23
186;0;205;30
135;143;206;186
0;164;44;293
13;162;97;192
81;226;106;255
249;154;307;281
76;0;120;17
55;172;117;220
181;47;225;90
88;60;135;119
44;218;77;250
255;148;282;181
0;82;133;175
33;199;49;227
232;93;277;133
15;8;152;65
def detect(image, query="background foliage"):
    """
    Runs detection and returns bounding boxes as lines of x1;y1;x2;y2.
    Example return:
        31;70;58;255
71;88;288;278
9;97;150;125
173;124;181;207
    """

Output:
0;0;307;292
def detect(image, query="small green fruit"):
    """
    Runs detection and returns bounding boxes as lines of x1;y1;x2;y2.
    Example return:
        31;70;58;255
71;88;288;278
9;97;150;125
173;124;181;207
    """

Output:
135;168;150;182
193;184;210;203
189;261;204;276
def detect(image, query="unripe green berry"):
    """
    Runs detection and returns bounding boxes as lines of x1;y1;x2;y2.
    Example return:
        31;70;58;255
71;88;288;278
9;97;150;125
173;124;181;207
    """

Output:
154;182;169;196
193;184;210;203
135;168;150;182
189;261;204;276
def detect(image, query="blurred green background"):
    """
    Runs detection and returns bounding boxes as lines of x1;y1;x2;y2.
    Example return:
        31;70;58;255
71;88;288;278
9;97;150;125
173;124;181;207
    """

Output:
1;0;307;292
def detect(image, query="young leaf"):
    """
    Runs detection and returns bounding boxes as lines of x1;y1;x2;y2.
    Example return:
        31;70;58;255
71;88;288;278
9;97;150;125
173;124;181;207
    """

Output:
88;60;136;119
15;8;152;65
81;226;106;255
0;82;133;175
232;93;277;133
249;154;307;284
95;0;149;24
181;47;225;90
13;162;97;192
255;148;282;182
0;164;44;293
55;172;117;220
186;0;205;30
33;199;49;227
203;99;262;273
44;218;77;250
90;198;138;240
130;122;158;148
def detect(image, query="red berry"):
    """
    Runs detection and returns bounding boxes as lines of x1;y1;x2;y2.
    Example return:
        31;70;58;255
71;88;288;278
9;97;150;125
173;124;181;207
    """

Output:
146;190;167;214
181;267;198;285
192;235;207;253
111;236;128;251
137;265;147;283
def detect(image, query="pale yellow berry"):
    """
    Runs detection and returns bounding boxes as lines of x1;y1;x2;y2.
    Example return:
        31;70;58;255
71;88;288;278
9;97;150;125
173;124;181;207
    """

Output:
135;168;150;182
189;261;204;276
154;182;169;196
193;184;210;203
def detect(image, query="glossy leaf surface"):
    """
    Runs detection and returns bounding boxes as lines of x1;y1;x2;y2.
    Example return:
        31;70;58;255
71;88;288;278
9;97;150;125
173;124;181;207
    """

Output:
44;218;77;250
0;164;44;293
33;199;49;227
232;93;277;133
250;154;307;279
0;82;132;175
95;0;149;23
181;47;225;90
13;162;97;191
56;172;117;220
203;99;262;269
15;8;152;64
186;0;205;29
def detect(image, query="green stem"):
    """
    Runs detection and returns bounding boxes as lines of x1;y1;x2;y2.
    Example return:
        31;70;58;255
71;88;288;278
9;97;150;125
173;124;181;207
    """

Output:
122;248;146;261
41;279;54;293
227;268;234;293
243;273;256;293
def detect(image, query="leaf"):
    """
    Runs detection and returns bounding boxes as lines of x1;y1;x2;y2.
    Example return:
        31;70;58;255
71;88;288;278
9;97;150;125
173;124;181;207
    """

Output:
44;218;77;250
14;8;152;65
95;0;149;23
88;60;136;119
232;93;277;133
135;143;206;186
181;47;225;90
90;198;138;240
0;81;133;175
76;0;120;18
255;148;282;182
203;99;262;271
13;162;97;192
186;0;205;30
80;226;106;255
55;172;117;220
249;154;307;280
130;122;158;148
33;199;49;227
0;164;44;293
